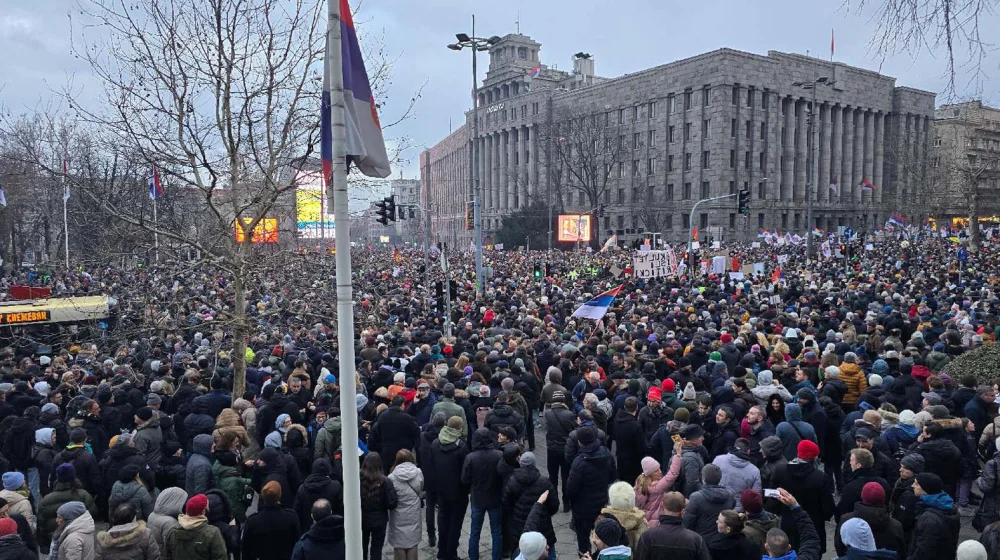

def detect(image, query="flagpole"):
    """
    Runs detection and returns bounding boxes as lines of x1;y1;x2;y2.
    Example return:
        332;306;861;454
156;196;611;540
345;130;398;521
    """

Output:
153;196;159;263
326;1;363;559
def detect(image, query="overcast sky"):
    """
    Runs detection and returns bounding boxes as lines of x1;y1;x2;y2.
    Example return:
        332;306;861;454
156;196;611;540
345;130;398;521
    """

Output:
1;0;996;201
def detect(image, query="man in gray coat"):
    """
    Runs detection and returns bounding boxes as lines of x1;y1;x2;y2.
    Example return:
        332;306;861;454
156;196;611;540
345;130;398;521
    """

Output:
185;434;215;496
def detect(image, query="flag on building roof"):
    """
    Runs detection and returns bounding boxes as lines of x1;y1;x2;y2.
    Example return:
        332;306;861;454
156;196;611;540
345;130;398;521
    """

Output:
321;0;391;182
528;63;540;79
859;177;876;191
571;285;622;320
148;164;163;200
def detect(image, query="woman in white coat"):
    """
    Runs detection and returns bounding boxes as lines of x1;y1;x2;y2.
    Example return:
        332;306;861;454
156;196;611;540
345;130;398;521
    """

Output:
387;449;424;560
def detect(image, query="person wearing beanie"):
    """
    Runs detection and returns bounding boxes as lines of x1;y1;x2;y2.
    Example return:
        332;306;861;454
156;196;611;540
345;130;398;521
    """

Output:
756;435;787;497
638;387;671;444
600;480;648;550
634;443;683;527
505;444;558;555
542;390;576;512
590;516;632;559
879;409;921;460
36;462;97;553
515;531;548;560
147;487;187;555
739;488;779;553
0;472;33;530
243;480;302;560
771;437;835;555
108;462;153;521
52;501;95;560
426;416;470;560
565;419;617;556
750;370;794;404
908;472;960;560
164;494;227;560
430;382;469;442
957;540;988;560
834;481;906;558
0;515;31;560
133;405;164;469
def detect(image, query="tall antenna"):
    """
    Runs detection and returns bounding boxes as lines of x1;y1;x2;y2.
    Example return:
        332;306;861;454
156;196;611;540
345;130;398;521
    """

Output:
516;9;520;34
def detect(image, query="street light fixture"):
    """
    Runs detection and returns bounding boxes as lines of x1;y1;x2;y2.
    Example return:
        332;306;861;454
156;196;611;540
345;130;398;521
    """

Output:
792;76;834;261
447;16;498;298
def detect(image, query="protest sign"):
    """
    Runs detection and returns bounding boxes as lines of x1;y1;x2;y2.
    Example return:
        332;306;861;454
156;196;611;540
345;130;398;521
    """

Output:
632;248;678;278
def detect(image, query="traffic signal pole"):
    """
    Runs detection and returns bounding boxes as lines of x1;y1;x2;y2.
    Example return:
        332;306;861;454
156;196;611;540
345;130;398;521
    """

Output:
687;193;738;276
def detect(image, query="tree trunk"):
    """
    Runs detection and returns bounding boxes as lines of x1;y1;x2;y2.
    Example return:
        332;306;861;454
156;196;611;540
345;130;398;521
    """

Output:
969;186;981;251
231;268;248;403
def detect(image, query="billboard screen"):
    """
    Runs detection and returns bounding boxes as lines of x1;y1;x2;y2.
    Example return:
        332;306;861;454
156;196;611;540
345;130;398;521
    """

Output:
558;214;592;242
235;218;279;244
296;188;335;239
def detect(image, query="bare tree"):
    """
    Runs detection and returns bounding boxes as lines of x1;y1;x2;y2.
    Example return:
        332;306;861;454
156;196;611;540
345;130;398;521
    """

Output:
548;106;628;216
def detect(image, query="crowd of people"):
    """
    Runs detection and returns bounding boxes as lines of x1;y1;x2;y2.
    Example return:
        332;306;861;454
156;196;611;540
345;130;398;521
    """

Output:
0;228;993;559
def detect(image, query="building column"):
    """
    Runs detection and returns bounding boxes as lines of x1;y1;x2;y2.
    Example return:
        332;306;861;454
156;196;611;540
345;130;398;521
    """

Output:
519;125;528;205
840;106;853;206
819;103;831;205
529;125;538;200
491;132;500;212
507;128;516;210
794;99;807;202
852;108;864;204
874;112;885;207
831;105;842;206
863;110;875;205
782;96;794;201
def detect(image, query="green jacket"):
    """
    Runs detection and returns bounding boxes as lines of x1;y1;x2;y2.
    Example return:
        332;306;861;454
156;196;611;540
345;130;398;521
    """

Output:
37;483;98;551
212;462;251;522
313;417;342;461
164;514;227;560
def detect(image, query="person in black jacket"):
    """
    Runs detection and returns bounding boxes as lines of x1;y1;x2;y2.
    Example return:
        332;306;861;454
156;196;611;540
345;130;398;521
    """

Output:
771;440;835;555
912;421;963;499
908;473;960;560
243;480;302;560
634;491;712;560
290;500;345;560
206;489;241;558
418;412;445;547
50;429;102;501
543;392;575;510
426;416;470;560
461;428;503;560
359;452;398;560
706;509;760;560
294;458;342;530
710;407;740;460
252;448;295;509
890;454;923;542
612;397;647;485
368;398;420;475
837;448;892;518
565;425;617;556
502;453;558;550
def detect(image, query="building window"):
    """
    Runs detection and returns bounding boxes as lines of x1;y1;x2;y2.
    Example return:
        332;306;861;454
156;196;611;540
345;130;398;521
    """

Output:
731;118;737;138
794;213;801;230
703;86;711;107
745;151;751;169
684;152;692;170
619;135;626;150
668;125;675;143
578;192;585;205
646;185;656;201
747;89;754;107
667;155;674;171
759;152;765;170
633;160;641;176
702;150;710;168
633;132;641;149
617;215;625;229
684;122;692;141
518;47;527;59
761;122;767;139
730;213;737;229
532;102;539;115
700;213;708;230
604;216;611;230
618;189;625;204
702;119;711;138
758;181;766;199
665;214;673;229
648;130;656;147
732;84;740;105
618;162;625;178
933;157;941;168
666;183;675;200
701;181;710;198
683;214;691;228
618;108;625;124
746;120;752;140
683;182;692;199
758;213;765;229
632;215;639;229
730;150;736;168
729;180;736;194
684;90;692;110
648;158;657;174
781;213;788;229
934;137;942;147
668;95;675;114
762;92;768;110
649;101;657;119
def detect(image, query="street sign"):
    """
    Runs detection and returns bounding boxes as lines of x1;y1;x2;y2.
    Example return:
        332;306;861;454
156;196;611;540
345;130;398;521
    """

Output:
843;227;854;238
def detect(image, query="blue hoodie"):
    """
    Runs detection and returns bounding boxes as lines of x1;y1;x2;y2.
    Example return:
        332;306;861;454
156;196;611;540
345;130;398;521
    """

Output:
919;491;954;511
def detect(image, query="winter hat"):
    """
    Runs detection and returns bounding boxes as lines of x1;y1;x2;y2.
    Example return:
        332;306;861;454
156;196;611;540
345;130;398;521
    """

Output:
501;377;515;393
41;403;59;415
861;482;886;506
898;410;917;426
275;413;290;431
136;407;154;422
900;453;925;474
594;517;625;547
34;381;50;396
577;426;597;446
56;463;76;484
840;517;876;552
2;472;24;491
958;541;989;560
673;407;690;423
115;432;133;447
825;366;840;378
797;440;820;461
916;472;944;495
518;532;547;560
641;457;660;476
741;489;764;514
519;452;536;468
647;387;662;403
70;428;87;444
355;393;369;413
759;436;783;458
0;518;16;537
869;374;883;387
146;393;162;406
119;464;141;484
608;481;636;509
661;379;676;393
710;351;723;361
57;501;87;522
721;333;734;344
682;382;696;400
185;494;209;517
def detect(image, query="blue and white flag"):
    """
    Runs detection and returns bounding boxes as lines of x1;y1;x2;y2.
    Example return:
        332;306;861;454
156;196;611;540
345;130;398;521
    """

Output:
571;285;623;320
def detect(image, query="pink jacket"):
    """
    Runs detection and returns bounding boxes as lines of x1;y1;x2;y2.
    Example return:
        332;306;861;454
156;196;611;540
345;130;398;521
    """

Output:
634;454;682;526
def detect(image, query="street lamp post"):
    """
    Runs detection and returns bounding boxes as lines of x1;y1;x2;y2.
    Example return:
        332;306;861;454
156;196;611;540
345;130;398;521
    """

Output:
448;17;500;299
792;76;833;261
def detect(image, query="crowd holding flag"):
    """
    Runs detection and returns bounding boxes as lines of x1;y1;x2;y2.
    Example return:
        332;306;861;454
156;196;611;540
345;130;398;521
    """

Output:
571;284;622;320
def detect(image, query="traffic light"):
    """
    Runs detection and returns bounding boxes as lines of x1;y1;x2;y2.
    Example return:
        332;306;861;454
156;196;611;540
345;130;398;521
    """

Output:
737;188;750;215
385;195;397;222
598;204;606;218
398;205;406;220
449;279;458;299
533;264;542;279
544;263;551;277
375;199;389;226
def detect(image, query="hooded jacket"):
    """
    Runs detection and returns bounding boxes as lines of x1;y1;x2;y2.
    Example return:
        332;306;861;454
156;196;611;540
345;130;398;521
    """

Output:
55;511;96;560
148;486;187;554
566;441;617;522
502;465;558;544
484;402;526;441
600;505;648;550
212;460;252;523
775;404;818;461
185;433;215;496
95;520;160;560
211;408;250;451
908;493;959;560
387;461;424;549
37;482;98;553
312;416;341;461
839;363;868;407
772;460;835;554
108;479;153;521
742;511;778;553
51;445;101;498
133;416;163;467
834;502;906;558
427;426;470;502
683;484;736;538
712;451;762;509
0;492;33;531
290;513;345;560
293;460;341;531
164;514;227;560
461;428;504;509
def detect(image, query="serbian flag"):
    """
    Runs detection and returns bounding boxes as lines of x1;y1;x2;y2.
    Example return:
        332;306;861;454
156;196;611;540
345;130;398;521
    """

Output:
528;63;540;78
321;0;391;182
860;178;876;191
571;285;622;320
771;266;783;285
148;164;163;200
812;227;824;237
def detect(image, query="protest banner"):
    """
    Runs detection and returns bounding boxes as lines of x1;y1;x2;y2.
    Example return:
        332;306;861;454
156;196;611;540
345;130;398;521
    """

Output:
632;248;678;278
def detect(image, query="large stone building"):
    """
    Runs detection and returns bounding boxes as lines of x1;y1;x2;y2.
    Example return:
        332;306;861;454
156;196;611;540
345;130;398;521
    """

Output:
421;33;936;246
931;101;1000;223
390;178;423;243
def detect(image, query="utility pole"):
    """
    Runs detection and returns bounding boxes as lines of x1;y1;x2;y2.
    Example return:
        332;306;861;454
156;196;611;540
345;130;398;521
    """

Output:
687;193;738;276
793;77;833;261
